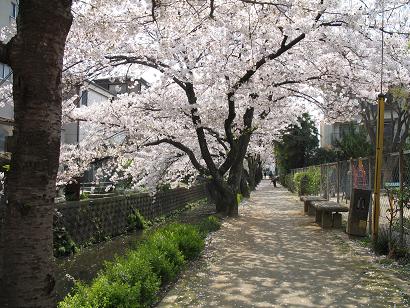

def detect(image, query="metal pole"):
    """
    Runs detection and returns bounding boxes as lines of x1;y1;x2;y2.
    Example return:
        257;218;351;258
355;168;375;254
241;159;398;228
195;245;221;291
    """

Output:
336;162;340;203
350;158;354;202
320;165;323;197
368;157;373;235
399;149;404;246
326;165;330;200
372;94;385;241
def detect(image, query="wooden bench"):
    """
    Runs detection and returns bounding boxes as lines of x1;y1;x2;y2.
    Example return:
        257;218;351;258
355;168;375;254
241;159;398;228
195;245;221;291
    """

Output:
311;201;349;228
300;196;327;215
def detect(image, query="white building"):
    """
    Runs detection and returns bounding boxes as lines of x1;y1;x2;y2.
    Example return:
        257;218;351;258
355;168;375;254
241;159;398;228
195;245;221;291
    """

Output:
319;121;358;148
63;82;114;144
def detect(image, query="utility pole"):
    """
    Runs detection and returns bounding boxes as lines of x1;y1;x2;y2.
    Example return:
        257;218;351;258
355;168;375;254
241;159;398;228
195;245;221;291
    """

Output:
372;94;385;241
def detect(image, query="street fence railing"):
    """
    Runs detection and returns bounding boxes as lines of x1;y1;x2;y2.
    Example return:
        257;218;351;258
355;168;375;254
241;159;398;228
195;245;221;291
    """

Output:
291;151;410;238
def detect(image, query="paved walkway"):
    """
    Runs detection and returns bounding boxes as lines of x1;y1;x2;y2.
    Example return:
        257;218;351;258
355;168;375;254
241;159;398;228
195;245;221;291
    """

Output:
159;181;409;307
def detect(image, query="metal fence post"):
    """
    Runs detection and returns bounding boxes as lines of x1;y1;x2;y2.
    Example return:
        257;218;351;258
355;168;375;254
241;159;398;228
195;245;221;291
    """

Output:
336;162;340;203
350;158;354;201
399;149;405;246
320;164;323;197
326;164;330;200
368;158;373;235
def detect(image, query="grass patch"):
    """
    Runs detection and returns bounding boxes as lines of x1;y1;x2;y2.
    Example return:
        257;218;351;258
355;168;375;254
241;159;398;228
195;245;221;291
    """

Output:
359;235;372;248
59;216;221;308
197;215;221;236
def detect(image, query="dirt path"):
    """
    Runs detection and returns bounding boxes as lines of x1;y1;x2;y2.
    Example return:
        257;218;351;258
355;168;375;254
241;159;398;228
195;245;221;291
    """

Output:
158;181;409;307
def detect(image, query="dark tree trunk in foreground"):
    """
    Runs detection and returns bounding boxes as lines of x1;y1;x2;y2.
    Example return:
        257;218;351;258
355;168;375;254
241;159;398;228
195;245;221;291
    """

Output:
0;1;73;307
208;180;238;215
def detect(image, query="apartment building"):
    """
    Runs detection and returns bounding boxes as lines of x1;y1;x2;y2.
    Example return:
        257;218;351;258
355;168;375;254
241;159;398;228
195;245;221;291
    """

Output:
0;0;17;152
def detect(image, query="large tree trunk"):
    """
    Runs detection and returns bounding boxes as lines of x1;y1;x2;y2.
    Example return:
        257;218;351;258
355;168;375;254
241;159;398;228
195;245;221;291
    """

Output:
0;1;73;307
208;180;238;216
246;156;258;191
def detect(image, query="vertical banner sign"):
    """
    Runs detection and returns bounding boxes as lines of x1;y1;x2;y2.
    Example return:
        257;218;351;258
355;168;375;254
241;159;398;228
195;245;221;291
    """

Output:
372;94;385;240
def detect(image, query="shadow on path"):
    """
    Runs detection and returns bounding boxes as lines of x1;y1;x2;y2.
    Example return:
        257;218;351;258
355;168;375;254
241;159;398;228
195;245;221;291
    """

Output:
158;181;408;307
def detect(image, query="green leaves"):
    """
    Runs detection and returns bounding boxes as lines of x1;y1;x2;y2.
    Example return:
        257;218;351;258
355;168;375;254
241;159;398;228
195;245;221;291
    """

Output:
59;222;208;308
275;113;319;175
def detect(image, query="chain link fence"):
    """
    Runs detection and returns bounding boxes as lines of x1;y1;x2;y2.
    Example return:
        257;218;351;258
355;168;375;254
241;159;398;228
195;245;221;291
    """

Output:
291;151;410;238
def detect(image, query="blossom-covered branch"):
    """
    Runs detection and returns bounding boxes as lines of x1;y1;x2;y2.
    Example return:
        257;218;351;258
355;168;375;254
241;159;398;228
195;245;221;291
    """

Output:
142;138;208;175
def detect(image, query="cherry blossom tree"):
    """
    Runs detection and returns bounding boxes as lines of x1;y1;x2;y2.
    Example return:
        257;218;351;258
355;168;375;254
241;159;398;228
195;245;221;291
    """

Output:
60;0;410;217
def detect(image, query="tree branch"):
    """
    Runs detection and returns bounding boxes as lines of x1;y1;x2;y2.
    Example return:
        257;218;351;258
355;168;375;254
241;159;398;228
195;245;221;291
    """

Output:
143;138;209;175
107;55;187;90
185;82;219;177
229;33;306;95
224;33;306;146
210;0;215;18
151;0;157;21
219;107;254;175
203;127;229;152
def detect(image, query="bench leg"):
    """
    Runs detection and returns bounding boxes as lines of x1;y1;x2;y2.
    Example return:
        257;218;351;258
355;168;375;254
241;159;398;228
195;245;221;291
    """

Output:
321;211;332;228
315;209;322;224
308;202;316;216
333;213;342;228
304;201;309;214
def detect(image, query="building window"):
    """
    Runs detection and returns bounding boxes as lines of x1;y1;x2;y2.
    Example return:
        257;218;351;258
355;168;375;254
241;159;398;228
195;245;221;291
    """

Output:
108;83;126;95
11;2;18;19
384;121;393;138
0;63;12;80
80;90;88;106
0;127;9;152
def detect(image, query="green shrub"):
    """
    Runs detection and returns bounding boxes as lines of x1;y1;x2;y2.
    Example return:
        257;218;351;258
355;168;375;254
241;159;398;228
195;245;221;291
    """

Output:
127;208;147;231
104;252;160;306
139;232;185;283
392;217;410;234
80;192;90;200
54;212;78;257
293;168;320;195
59;222;206;308
372;229;390;256
164;224;204;260
293;172;305;195
60;276;147;308
281;174;296;192
54;230;78;257
198;215;221;235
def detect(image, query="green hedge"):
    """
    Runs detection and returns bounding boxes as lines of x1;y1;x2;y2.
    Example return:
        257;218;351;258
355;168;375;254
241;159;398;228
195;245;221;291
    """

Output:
293;168;320;196
280;174;296;193
59;217;221;308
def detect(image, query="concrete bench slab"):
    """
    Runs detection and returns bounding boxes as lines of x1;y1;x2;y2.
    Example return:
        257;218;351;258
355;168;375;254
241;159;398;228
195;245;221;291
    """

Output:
311;201;348;228
312;201;349;213
300;196;326;202
301;196;326;214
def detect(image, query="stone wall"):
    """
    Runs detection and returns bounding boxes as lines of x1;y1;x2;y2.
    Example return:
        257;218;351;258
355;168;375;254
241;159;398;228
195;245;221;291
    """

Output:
56;185;207;245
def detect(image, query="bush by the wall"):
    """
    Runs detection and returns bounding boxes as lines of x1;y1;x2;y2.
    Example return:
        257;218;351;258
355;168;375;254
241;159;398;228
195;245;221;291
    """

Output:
198;215;221;236
293;168;320;195
127;208;147;231
372;229;390;256
59;217;220;308
281;174;296;192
